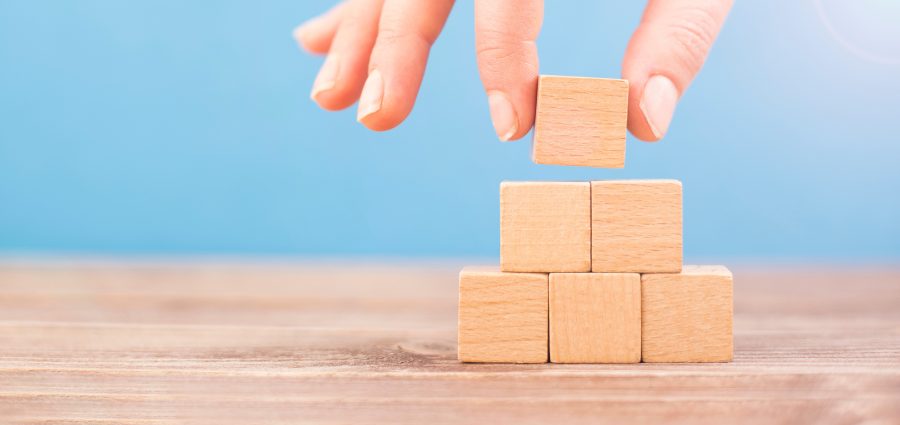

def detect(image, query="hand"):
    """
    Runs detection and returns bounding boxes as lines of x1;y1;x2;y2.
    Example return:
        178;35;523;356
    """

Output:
294;0;732;142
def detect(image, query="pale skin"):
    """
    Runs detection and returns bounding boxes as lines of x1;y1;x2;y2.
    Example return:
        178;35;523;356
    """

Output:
294;0;733;142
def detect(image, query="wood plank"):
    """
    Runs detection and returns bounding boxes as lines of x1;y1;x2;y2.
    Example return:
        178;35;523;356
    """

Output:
0;261;898;424
0;261;459;329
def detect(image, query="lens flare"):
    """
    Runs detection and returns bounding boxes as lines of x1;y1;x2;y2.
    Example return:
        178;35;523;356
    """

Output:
814;0;900;65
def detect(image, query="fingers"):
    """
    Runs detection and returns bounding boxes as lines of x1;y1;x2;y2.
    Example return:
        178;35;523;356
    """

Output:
310;0;384;111
475;0;543;141
357;0;455;131
622;0;733;141
293;2;348;55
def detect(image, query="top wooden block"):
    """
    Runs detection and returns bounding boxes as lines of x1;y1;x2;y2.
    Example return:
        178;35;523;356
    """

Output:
532;75;629;168
500;181;591;273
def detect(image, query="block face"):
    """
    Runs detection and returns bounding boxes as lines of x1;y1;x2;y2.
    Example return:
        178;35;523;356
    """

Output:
641;265;734;363
500;182;591;273
591;180;682;273
532;75;629;168
549;273;641;363
458;267;549;363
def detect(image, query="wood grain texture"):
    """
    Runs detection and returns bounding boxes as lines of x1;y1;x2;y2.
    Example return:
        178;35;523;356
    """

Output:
642;266;733;363
1;260;899;424
500;181;591;272
532;75;629;168
550;273;641;364
591;180;682;273
458;267;548;363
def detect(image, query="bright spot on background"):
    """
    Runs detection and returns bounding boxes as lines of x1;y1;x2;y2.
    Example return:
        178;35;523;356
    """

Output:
815;0;900;65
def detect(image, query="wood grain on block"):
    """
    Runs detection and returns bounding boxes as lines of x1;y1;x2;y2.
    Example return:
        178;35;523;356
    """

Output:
591;180;682;273
500;181;591;272
549;273;641;363
642;265;734;363
532;75;629;168
458;267;548;363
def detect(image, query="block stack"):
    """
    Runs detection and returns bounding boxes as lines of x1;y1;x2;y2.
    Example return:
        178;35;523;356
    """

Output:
458;75;733;364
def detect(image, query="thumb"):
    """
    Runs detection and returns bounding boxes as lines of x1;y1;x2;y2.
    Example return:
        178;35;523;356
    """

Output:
623;0;733;141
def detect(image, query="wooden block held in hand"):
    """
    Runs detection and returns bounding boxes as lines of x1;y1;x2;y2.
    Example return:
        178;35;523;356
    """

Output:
458;267;549;363
642;265;734;363
533;75;629;168
500;181;591;272
591;180;682;273
550;273;641;363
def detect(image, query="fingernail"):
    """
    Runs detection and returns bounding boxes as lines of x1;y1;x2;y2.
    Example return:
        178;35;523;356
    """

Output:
639;75;679;139
310;53;340;101
357;69;384;123
487;91;518;141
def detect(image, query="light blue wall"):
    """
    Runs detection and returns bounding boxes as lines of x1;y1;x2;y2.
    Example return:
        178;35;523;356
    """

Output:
1;1;899;260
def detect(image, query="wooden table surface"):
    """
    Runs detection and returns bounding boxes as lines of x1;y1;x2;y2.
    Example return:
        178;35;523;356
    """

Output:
1;261;898;424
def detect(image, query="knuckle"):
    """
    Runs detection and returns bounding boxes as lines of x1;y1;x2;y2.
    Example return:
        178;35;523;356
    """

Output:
475;40;538;75
376;26;432;49
476;43;520;62
665;6;721;73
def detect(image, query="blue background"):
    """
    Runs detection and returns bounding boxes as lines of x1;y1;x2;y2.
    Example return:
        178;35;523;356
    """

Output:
1;1;899;261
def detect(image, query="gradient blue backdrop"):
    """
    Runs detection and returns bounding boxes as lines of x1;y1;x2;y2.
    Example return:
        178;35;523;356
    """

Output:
1;1;899;260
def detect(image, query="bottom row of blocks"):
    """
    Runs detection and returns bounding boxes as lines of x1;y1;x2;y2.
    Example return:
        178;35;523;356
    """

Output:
458;265;733;363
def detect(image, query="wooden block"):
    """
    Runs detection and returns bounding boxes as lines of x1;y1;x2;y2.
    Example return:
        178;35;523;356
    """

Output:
642;265;734;363
458;267;548;363
532;75;629;168
549;273;641;363
500;181;591;273
591;180;682;273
